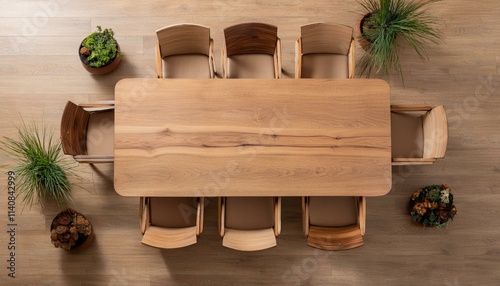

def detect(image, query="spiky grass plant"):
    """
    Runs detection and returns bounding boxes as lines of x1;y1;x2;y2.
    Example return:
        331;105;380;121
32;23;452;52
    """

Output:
0;120;75;209
357;0;442;82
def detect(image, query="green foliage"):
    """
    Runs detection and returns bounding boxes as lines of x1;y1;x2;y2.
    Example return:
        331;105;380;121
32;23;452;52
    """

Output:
427;188;441;201
81;26;121;68
357;0;442;82
0;119;76;209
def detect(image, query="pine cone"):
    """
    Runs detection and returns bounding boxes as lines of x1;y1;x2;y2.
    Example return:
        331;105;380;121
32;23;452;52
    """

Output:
50;229;59;240
55;225;68;235
56;213;72;226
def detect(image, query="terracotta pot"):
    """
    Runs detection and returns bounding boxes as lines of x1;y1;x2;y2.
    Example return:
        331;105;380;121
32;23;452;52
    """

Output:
79;42;122;75
355;13;373;51
51;208;94;252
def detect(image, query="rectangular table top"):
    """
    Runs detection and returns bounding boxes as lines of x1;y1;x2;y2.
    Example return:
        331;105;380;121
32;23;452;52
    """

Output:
114;79;391;197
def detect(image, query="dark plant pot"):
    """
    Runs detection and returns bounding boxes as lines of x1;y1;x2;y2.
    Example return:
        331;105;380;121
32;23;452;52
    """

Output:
51;208;94;252
79;42;122;75
355;13;373;51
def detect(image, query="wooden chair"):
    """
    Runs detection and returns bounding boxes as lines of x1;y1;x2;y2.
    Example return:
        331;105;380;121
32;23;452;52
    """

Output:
391;105;448;165
222;22;281;78
302;196;365;251
60;101;114;163
218;197;281;251
155;23;215;78
295;23;355;78
140;197;204;249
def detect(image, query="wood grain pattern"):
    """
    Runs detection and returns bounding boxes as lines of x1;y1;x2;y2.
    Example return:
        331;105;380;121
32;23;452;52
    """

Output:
114;79;391;196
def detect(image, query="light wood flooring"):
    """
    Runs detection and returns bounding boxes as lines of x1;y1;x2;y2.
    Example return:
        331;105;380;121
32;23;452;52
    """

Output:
0;1;499;285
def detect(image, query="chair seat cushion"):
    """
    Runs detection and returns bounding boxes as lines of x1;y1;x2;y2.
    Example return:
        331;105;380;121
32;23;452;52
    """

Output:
391;112;424;158
86;110;114;155
162;54;211;78
225;197;274;230
150;197;198;228
227;54;275;78
301;53;348;78
309;196;357;227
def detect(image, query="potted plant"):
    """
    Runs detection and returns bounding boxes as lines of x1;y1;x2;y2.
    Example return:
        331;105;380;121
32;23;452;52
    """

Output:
51;208;93;251
0;120;75;209
409;184;457;227
0;120;94;251
356;0;442;82
79;26;122;75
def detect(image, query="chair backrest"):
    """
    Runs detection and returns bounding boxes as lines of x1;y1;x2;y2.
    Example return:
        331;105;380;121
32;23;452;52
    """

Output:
224;22;278;57
300;23;353;55
156;23;211;57
60;101;90;156
422;105;448;158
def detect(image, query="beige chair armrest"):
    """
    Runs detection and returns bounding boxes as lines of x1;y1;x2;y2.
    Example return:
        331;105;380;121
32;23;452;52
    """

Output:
348;38;355;79
218;197;225;237
196;197;204;236
221;47;228;79
155;42;163;78
274;197;281;236
295;37;302;79
357;197;366;236
78;101;115;108
392;158;437;165
79;101;115;112
302;196;309;237
209;39;216;78
73;155;114;163
391;104;435;112
140;197;149;234
274;37;282;79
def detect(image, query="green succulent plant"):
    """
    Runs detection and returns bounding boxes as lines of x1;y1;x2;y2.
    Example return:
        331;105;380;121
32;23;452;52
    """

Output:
80;26;122;68
0;120;76;209
357;0;442;82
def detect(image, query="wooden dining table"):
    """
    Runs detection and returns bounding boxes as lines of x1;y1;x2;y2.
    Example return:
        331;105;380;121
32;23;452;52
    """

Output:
114;78;391;197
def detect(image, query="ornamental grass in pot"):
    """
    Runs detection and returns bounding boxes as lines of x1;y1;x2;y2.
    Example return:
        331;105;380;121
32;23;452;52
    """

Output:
356;0;442;82
0;120;75;209
79;26;123;75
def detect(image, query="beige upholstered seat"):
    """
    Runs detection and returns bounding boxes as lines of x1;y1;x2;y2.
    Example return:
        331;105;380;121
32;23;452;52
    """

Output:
295;23;355;78
391;105;448;165
155;23;215;78
302;196;365;251
222;22;281;78
219;197;281;251
60;101;114;163
140;197;204;249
